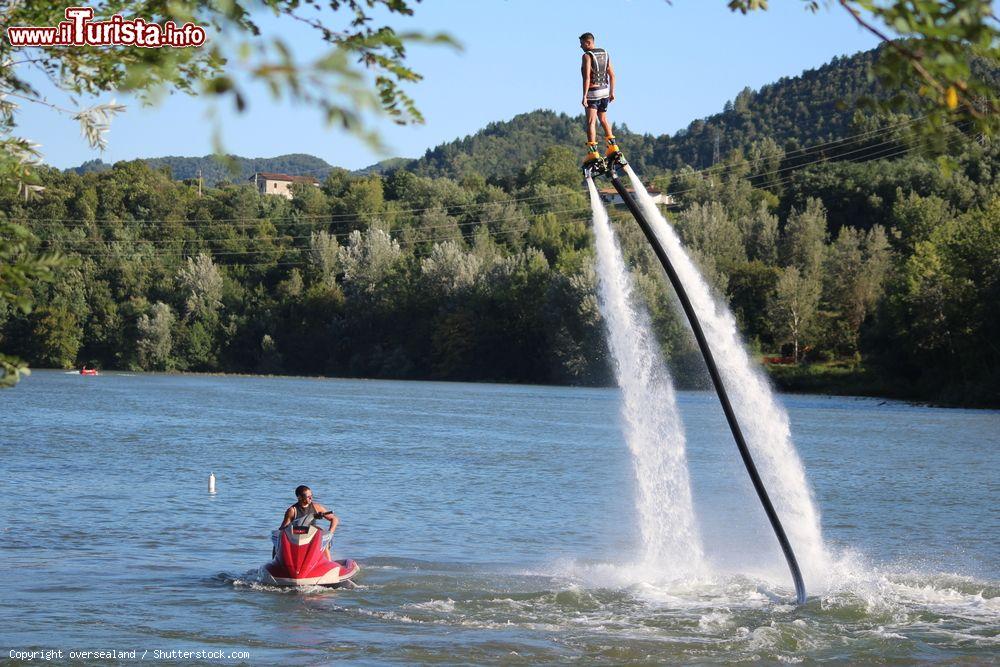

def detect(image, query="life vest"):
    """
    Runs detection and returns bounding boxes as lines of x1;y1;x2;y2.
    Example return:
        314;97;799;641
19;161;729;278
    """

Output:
585;48;611;100
290;502;321;528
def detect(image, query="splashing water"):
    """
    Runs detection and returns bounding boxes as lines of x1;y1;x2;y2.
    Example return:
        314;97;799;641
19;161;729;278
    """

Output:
586;178;704;575
622;164;828;587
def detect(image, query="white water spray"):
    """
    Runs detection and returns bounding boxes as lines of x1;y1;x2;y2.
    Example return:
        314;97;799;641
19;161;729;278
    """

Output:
586;179;704;574
622;164;828;585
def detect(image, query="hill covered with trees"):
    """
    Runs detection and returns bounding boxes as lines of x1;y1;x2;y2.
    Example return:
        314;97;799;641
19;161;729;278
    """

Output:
409;45;999;182
66;45;997;187
11;46;998;406
71;154;335;186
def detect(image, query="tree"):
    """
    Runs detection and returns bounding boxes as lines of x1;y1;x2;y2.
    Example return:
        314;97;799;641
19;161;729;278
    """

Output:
822;225;892;355
338;228;404;296
308;231;342;289
884;198;999;401
782;197;828;278
27;305;83;368
0;1;451;384
747;137;785;194
524;146;580;189
0;220;60;385
768;266;821;361
728;1;1000;139
743;201;779;264
2;2;445;165
420;242;482;297
676;201;747;270
177;253;223;319
137;301;174;370
891;190;953;251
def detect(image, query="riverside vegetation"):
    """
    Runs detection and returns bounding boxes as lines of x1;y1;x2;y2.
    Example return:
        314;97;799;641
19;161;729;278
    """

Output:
2;48;998;406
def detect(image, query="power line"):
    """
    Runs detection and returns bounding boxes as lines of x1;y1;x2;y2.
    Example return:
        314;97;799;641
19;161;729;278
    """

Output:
54;220;577;262
30;206;591;249
27;132;973;268
20;126;973;258
12;113;940;227
661;123;962;201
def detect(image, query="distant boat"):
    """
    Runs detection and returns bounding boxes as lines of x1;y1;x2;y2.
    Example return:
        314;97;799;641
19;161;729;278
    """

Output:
80;366;99;376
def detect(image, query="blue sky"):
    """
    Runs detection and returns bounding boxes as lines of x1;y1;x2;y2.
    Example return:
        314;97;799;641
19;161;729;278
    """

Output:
19;0;882;171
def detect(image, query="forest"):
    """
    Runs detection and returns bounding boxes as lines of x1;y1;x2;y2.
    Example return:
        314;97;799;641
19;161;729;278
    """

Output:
2;47;997;406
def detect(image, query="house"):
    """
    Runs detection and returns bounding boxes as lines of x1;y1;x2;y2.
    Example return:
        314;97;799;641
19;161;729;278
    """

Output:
597;185;675;207
250;172;321;199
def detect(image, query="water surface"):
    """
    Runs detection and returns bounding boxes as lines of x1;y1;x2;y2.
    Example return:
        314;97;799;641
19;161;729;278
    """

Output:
2;371;997;663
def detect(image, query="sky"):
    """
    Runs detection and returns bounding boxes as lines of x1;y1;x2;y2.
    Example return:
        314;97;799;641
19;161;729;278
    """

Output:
17;0;883;171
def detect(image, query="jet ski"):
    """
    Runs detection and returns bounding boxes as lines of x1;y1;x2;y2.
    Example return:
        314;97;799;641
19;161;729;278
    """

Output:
263;523;359;587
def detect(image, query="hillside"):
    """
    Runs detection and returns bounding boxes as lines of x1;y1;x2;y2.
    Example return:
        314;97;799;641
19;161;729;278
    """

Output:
70;153;335;186
407;48;893;181
66;45;998;185
408;45;998;181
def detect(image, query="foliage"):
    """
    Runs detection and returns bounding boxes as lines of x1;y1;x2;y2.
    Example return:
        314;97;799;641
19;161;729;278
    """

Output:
3;111;997;404
0;220;61;385
728;1;1000;140
2;28;998;402
0;0;454;385
71;154;336;187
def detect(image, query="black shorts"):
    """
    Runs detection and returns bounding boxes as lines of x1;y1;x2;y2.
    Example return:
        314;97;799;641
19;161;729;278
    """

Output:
586;97;609;112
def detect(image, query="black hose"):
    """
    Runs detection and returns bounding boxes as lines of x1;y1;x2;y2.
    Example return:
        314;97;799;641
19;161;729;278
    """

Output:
600;167;807;605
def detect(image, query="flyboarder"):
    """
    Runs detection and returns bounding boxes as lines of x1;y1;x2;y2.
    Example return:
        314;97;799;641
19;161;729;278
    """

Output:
580;32;619;168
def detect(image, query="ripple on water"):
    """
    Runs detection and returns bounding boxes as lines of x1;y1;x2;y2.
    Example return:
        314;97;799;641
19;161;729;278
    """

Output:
3;372;997;663
212;554;1000;662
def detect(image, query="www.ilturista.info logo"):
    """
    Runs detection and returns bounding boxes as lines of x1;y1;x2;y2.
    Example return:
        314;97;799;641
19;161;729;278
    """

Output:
6;7;207;48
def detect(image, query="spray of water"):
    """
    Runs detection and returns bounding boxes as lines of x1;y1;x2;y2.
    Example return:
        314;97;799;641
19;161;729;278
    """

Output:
621;164;828;586
586;178;704;575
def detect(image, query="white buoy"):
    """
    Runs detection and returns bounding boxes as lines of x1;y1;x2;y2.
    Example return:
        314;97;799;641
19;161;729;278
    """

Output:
208;472;216;494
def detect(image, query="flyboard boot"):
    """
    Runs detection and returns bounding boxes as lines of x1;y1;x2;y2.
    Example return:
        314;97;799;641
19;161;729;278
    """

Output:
605;136;627;169
583;141;608;177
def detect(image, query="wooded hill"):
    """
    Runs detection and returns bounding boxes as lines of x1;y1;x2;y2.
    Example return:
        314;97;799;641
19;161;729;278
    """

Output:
71;153;335;186
70;45;1000;185
15;45;994;406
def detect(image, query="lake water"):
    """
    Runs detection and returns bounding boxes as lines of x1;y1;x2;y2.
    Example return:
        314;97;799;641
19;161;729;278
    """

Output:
2;371;998;664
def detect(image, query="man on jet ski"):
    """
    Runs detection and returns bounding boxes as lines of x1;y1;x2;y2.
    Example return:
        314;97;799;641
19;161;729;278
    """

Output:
281;485;338;557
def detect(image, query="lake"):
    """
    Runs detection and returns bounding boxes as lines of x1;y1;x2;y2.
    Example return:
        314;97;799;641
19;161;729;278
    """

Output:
2;371;997;663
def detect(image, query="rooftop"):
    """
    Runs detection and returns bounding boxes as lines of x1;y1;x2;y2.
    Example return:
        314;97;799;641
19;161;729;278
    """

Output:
251;172;321;184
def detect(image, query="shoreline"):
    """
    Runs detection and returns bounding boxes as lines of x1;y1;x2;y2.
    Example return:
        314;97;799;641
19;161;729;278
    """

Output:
24;364;998;410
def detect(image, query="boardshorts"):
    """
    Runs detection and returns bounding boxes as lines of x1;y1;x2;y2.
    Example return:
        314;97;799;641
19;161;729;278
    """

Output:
586;97;610;112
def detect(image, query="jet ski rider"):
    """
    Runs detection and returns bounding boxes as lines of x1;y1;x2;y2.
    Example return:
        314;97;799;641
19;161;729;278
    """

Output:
280;485;338;557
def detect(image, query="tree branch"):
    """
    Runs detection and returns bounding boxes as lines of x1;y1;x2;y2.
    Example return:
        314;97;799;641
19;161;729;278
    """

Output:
837;0;946;96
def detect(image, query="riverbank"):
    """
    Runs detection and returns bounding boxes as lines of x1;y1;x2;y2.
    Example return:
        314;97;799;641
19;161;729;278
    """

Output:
20;360;997;409
763;360;999;409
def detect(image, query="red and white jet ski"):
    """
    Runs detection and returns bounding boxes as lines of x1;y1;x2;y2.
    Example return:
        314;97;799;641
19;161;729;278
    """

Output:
264;524;359;587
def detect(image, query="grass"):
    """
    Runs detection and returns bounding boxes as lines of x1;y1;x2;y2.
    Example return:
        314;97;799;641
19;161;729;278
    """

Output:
763;359;898;400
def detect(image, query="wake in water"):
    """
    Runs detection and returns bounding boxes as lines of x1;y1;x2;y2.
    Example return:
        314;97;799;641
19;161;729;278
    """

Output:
585;179;704;577
621;164;828;589
299;557;1000;663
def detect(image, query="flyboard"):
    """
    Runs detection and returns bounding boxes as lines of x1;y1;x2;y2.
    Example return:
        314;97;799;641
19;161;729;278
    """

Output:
584;150;807;605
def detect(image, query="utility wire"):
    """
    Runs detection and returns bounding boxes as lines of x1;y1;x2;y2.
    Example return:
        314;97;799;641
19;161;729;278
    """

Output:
13;113;941;227
32;120;970;250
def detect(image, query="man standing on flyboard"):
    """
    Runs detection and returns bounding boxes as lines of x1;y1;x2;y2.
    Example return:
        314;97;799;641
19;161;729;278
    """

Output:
580;32;620;168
